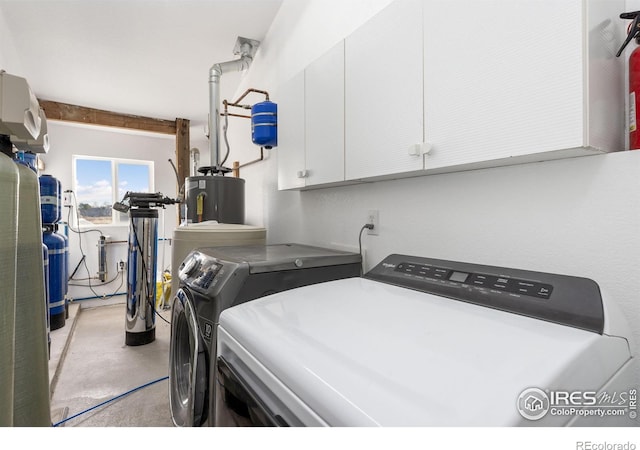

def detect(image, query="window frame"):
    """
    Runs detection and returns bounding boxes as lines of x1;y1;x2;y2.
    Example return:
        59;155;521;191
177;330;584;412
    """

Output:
72;155;155;227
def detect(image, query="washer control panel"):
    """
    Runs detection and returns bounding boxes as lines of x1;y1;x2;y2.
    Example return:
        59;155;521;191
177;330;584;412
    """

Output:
365;254;604;334
179;252;224;292
395;262;554;300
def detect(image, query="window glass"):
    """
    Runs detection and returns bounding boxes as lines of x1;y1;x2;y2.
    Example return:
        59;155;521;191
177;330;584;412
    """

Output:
75;158;113;225
116;163;152;223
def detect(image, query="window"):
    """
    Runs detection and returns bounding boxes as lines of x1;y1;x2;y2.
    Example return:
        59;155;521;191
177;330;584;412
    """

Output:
73;155;154;225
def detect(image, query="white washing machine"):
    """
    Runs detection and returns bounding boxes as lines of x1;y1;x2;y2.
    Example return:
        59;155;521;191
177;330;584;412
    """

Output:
214;254;636;426
170;222;266;299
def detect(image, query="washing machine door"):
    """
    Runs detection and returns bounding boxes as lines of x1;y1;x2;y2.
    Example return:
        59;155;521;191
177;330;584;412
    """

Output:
169;288;208;426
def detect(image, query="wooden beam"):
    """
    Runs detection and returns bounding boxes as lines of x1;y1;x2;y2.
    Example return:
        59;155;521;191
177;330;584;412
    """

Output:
39;99;177;135
175;118;190;224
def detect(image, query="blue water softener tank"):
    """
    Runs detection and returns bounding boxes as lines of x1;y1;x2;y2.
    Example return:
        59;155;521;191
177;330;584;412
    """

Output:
43;229;66;330
251;100;277;148
14;151;37;173
39;174;61;225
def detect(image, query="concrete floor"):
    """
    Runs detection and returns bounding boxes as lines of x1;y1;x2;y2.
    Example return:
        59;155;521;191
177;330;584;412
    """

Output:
49;297;173;427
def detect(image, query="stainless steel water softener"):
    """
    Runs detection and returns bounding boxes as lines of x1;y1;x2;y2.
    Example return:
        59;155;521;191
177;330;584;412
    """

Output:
126;207;158;346
114;192;177;346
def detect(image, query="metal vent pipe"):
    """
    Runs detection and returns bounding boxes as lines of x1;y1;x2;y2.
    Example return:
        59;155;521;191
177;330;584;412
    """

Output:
208;37;259;171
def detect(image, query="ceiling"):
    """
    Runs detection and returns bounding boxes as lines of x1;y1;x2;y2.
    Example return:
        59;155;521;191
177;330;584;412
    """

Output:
0;0;283;131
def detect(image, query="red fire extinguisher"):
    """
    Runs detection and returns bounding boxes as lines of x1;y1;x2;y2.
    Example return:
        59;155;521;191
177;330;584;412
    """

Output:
617;12;640;150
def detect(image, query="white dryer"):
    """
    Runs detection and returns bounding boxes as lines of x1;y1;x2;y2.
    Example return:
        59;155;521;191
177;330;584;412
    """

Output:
214;254;636;426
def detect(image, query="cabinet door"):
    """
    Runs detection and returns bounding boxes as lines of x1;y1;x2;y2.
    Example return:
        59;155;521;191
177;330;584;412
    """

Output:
277;72;306;190
305;41;345;186
423;0;585;170
345;0;424;180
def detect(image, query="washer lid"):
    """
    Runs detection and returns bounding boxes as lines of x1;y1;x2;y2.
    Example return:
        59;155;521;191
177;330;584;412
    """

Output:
218;278;631;426
196;243;361;272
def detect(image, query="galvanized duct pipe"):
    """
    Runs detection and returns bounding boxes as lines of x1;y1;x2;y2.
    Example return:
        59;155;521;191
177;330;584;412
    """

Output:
208;38;259;170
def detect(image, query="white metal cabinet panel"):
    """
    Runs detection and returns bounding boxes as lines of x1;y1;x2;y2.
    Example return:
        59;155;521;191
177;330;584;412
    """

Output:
345;0;425;180
305;41;345;186
277;72;306;190
422;0;623;171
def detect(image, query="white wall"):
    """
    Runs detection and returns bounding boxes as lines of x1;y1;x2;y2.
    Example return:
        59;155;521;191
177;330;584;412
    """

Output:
228;0;394;227
1;5;193;302
40;121;182;300
227;0;640;387
0;6;24;74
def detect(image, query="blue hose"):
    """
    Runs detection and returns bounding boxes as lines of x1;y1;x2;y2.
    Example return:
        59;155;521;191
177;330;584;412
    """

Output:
70;292;127;301
52;375;169;427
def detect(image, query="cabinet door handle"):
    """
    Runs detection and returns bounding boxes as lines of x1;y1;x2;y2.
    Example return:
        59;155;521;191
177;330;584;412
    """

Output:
408;142;432;156
297;170;309;178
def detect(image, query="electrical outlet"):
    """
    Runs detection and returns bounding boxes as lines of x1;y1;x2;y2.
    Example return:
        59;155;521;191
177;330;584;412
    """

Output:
118;260;126;272
63;192;73;207
366;210;379;235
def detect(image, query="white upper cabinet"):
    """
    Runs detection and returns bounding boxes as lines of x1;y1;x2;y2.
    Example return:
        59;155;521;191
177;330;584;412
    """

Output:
277;0;624;190
422;0;624;172
305;41;345;187
277;72;305;191
277;43;346;190
345;0;425;180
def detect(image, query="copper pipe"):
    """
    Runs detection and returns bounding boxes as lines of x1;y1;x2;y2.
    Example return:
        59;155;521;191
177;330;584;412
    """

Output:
222;88;270;117
231;147;266;178
222;89;270;178
229;88;270;107
220;112;251;119
232;161;240;178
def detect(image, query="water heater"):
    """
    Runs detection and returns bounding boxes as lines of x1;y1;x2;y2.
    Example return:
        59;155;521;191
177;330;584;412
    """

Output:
184;176;244;224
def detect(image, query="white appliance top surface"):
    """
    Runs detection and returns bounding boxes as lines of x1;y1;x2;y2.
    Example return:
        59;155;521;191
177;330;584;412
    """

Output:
218;278;630;426
175;222;266;232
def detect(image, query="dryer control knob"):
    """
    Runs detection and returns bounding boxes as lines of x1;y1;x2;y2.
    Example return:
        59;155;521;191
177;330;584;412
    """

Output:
180;256;200;278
